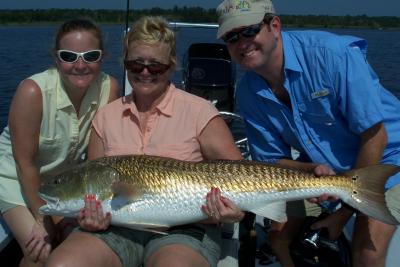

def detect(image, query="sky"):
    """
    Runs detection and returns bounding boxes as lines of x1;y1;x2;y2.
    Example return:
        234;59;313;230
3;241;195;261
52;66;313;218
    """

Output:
0;0;399;17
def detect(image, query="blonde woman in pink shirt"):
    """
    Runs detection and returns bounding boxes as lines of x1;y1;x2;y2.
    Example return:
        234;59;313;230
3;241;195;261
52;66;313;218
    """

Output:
46;16;244;267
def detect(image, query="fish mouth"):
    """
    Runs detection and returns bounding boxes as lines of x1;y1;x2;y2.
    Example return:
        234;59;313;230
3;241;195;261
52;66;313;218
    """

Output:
39;193;60;205
38;193;61;216
38;193;82;217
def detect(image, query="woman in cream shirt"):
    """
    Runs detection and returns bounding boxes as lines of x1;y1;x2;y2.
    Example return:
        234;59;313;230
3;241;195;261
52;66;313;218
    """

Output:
0;18;119;266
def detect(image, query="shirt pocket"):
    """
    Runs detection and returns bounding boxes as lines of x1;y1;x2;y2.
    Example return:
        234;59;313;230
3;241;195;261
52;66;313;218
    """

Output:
297;97;336;126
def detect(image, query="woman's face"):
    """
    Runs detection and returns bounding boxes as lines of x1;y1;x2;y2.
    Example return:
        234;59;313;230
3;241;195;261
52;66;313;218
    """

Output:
125;41;172;98
55;31;102;93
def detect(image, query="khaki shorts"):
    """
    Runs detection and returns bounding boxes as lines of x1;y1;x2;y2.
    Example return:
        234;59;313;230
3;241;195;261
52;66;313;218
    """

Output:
81;223;222;267
385;183;400;222
0;199;19;214
286;200;321;218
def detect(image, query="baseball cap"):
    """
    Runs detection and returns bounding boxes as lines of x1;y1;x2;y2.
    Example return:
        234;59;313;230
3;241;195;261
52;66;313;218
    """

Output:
216;0;276;39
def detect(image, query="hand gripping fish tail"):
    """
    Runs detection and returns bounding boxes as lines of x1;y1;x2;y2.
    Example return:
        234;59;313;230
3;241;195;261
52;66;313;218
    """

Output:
38;155;400;229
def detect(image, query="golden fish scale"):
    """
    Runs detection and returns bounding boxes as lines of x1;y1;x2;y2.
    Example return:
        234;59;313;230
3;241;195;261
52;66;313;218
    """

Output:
98;155;354;194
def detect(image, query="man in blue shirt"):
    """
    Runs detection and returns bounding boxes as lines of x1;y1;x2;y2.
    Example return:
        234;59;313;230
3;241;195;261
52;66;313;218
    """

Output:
216;0;400;267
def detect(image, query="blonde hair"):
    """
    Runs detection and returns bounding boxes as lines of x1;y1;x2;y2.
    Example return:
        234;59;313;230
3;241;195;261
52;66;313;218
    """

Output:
124;16;177;67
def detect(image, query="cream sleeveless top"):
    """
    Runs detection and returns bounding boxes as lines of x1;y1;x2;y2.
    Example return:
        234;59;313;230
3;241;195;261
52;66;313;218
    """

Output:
0;68;111;205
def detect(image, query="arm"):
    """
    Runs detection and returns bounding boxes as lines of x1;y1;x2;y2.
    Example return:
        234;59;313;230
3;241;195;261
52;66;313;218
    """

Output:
9;79;54;259
198;116;245;223
9;79;45;223
354;122;387;168
311;122;387;239
198;116;243;161
335;122;387;215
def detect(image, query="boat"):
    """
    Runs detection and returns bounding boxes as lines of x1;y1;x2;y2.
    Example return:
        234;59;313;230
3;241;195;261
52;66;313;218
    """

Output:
1;18;399;267
126;38;400;267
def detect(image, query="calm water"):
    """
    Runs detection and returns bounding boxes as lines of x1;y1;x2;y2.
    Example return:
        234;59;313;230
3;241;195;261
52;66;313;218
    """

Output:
0;25;399;130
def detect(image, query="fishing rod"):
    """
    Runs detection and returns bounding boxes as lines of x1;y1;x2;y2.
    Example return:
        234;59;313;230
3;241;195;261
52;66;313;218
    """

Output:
122;0;130;95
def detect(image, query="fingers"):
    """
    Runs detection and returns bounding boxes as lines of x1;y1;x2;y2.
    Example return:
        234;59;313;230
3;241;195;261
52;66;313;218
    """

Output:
208;187;222;220
37;243;52;263
25;235;50;263
314;164;336;177
220;196;245;222
78;194;111;231
203;187;245;223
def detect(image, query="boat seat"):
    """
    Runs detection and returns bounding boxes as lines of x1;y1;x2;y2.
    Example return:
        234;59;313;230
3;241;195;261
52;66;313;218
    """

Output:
183;43;235;113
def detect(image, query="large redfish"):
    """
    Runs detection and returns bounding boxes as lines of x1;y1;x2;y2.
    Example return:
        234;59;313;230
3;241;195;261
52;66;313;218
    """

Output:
39;155;400;227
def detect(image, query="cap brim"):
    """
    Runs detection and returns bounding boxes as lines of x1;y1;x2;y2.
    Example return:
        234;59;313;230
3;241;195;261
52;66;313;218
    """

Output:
217;13;265;39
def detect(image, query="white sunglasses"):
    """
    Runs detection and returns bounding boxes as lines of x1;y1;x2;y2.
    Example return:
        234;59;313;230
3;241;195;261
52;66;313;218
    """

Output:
57;49;102;63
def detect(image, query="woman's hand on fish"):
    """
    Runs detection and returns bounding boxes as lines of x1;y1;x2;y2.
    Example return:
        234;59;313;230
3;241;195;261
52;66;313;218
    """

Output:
24;216;54;263
308;164;339;203
77;194;112;231
202;187;245;223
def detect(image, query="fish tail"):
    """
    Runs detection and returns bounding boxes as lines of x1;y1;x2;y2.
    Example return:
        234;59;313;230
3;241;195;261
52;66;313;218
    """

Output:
344;164;400;225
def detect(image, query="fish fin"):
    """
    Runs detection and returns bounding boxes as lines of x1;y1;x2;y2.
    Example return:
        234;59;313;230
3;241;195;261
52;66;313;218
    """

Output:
250;201;287;223
385;184;400;222
344;164;400;225
111;181;141;202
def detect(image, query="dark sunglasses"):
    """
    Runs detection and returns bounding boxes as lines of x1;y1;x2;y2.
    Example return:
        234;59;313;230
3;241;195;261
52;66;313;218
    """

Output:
57;49;102;63
124;60;170;75
222;22;264;44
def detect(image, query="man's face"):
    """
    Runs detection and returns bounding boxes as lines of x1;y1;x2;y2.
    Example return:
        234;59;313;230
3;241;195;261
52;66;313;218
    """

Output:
224;16;281;72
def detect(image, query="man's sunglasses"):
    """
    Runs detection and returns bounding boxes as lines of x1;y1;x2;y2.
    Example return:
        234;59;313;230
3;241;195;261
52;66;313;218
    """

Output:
124;60;170;75
222;23;264;44
57;50;102;64
222;14;278;45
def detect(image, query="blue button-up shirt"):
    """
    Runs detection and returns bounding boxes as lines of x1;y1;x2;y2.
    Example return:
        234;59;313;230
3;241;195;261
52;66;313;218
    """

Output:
236;30;400;188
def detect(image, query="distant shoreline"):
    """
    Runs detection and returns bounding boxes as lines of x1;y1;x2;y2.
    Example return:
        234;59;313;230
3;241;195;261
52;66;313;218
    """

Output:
1;23;399;31
0;8;399;29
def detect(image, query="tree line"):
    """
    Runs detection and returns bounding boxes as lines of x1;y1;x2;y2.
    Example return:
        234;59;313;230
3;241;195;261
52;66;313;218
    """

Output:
1;7;399;29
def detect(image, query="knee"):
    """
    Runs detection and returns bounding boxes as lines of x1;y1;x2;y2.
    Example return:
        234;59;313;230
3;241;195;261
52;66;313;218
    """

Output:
45;252;71;267
147;245;209;267
353;248;386;267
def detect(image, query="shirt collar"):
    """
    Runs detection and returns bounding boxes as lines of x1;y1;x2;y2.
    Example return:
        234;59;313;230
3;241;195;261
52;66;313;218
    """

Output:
56;71;100;110
123;83;176;117
281;31;303;74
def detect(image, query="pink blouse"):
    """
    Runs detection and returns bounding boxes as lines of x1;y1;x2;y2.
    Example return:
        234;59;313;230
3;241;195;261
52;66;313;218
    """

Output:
92;84;220;162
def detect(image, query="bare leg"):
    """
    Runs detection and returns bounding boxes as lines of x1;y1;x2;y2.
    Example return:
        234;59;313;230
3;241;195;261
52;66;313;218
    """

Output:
3;206;45;267
45;231;122;267
146;244;210;267
268;217;304;267
352;216;396;267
